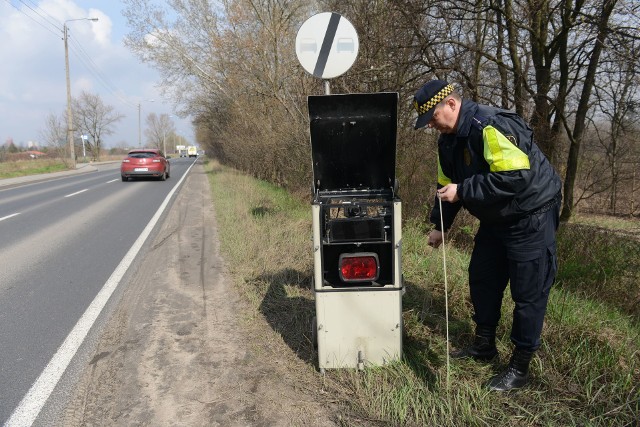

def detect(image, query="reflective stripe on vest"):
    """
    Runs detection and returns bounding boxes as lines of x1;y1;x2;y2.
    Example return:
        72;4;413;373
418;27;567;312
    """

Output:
437;157;452;186
483;125;530;172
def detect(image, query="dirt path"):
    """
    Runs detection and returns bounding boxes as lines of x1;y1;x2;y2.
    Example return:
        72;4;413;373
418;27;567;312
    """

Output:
62;165;340;426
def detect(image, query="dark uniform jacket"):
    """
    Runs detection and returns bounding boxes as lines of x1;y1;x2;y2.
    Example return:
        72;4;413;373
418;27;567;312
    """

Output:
431;99;562;231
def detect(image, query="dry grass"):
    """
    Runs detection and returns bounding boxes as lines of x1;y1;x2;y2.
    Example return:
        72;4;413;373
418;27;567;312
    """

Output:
205;161;318;361
205;159;640;426
0;155;126;180
0;158;70;179
570;213;640;240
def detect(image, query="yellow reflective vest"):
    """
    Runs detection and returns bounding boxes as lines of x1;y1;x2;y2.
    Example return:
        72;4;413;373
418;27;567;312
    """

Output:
431;100;562;231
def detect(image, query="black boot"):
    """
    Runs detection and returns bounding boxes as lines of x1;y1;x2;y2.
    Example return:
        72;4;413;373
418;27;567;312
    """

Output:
450;325;498;361
487;348;534;391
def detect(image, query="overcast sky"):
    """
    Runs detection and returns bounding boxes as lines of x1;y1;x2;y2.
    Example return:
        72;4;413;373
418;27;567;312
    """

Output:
0;0;193;149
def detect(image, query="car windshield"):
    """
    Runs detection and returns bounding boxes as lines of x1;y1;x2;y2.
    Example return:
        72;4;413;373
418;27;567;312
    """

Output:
129;152;158;159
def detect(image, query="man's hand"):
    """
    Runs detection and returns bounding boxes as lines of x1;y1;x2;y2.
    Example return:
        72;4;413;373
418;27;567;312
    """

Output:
428;230;444;248
430;184;456;248
437;183;459;202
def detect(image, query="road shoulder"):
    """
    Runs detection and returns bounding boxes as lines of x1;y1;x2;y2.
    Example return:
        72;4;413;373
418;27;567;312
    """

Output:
61;164;339;426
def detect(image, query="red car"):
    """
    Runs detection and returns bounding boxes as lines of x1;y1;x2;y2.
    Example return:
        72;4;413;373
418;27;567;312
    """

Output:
121;149;170;181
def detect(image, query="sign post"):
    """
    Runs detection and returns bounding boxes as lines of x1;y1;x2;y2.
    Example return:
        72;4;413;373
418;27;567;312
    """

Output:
81;134;88;161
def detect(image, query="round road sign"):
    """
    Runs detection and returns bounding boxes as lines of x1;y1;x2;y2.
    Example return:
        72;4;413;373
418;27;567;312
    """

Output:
295;12;359;79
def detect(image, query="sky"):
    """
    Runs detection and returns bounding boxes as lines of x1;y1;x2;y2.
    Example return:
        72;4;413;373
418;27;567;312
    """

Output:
0;0;193;149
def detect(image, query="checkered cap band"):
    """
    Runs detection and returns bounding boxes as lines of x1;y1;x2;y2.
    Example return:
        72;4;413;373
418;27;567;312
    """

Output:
414;84;454;115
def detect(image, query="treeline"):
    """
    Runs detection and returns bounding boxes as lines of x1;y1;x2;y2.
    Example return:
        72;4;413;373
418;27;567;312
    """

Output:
122;0;640;220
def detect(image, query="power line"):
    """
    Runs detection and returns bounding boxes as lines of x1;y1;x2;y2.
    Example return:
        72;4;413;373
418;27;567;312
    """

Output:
18;0;61;33
5;0;151;112
66;33;138;109
3;0;60;37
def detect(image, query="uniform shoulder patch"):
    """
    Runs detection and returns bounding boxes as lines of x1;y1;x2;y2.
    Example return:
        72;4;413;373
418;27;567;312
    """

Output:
505;134;517;145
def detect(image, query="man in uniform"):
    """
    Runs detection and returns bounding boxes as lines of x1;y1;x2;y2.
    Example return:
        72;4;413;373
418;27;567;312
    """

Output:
414;79;562;391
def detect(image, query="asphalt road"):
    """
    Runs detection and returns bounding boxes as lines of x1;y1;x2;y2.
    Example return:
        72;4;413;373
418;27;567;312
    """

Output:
0;157;196;425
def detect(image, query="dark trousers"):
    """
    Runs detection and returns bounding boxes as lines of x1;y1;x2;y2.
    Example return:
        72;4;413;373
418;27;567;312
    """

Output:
468;203;559;351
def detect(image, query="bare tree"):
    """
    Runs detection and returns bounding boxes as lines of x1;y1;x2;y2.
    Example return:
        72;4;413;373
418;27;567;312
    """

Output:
591;38;640;214
39;112;69;164
389;0;637;220
561;0;621;220
120;0;640;219
123;0;318;187
72;91;124;160
144;113;175;154
171;132;189;150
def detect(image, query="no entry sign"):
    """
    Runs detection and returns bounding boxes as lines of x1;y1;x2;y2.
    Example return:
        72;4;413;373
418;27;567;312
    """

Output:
295;12;359;79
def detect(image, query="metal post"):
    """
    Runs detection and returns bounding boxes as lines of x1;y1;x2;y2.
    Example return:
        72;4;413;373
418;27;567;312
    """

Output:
138;103;141;147
323;80;331;95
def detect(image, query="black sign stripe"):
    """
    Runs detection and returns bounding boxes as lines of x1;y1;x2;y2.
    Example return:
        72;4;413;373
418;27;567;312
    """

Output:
313;12;340;78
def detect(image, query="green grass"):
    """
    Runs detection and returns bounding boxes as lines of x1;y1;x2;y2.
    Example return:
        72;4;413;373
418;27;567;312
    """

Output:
206;160;640;426
0;158;70;179
571;213;640;233
557;223;640;318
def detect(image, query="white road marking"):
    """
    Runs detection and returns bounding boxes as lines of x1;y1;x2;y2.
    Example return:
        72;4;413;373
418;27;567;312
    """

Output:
64;189;88;198
106;179;118;183
6;161;196;427
0;213;21;222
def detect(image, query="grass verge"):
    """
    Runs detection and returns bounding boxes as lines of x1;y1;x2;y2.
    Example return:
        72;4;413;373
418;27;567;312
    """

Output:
0;158;69;179
206;160;640;426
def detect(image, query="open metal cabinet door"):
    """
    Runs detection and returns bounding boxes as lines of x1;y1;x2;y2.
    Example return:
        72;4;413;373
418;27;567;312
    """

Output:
308;92;398;194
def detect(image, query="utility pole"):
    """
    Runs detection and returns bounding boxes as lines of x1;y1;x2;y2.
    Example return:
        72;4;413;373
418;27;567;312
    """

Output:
64;23;75;168
166;114;175;155
138;103;141;147
64;17;98;169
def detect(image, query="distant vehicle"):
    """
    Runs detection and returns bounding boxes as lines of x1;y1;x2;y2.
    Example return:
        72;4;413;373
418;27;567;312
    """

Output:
187;146;198;158
121;149;170;181
176;145;187;157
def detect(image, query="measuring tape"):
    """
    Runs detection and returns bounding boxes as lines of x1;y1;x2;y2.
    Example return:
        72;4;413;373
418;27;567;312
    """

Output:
438;195;451;391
